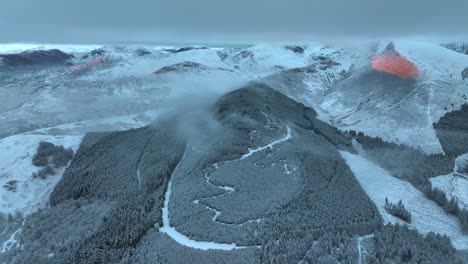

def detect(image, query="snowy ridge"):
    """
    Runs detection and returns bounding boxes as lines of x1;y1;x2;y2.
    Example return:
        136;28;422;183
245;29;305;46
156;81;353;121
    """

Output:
0;43;102;54
316;41;468;154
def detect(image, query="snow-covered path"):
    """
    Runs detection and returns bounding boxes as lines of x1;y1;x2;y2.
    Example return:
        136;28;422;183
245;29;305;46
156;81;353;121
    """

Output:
1;226;21;253
160;125;292;250
195;170;235;224
431;153;468;210
240;126;292;160
159;151;245;250
340;151;468;250
357;234;374;264
196;125;292;225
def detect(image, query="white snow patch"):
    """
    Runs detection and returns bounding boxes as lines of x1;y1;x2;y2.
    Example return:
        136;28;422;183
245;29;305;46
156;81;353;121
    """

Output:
220;186;235;192
1;226;21;253
282;163;297;175
340;151;468;250
240;126;292;160
31;110;159;136
0;134;82;216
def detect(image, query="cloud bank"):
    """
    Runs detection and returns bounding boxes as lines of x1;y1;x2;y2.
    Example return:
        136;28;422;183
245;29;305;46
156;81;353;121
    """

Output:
1;0;467;44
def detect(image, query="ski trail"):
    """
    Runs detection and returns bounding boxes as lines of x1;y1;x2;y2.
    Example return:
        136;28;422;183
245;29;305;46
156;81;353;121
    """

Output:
160;151;246;250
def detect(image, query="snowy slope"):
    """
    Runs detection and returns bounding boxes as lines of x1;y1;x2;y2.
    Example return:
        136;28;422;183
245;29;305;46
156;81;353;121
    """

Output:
0;40;467;228
396;40;468;123
431;153;468;210
431;174;468;211
0;134;82;216
317;41;468;154
0;109;158;216
340;151;468;250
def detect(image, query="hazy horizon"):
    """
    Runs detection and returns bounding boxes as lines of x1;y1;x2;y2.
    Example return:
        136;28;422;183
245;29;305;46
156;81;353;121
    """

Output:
1;0;467;45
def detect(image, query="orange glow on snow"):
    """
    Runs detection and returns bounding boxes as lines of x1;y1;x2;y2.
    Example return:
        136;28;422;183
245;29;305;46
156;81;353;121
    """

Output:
372;54;420;79
70;55;105;71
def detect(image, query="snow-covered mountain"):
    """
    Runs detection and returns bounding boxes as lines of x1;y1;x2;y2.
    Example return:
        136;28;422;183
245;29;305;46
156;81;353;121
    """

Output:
0;41;468;263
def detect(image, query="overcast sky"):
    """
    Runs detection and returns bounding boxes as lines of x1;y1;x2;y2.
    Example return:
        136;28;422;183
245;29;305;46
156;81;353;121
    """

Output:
1;0;467;44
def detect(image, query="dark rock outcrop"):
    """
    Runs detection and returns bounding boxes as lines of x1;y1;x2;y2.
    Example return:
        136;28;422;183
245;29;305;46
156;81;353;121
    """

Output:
164;47;208;53
81;48;105;59
435;103;468;158
285;45;305;54
313;55;341;70
135;48;152;56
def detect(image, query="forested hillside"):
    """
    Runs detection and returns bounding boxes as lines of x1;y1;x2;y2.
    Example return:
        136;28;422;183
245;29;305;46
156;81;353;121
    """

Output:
435;104;468;158
1;83;466;263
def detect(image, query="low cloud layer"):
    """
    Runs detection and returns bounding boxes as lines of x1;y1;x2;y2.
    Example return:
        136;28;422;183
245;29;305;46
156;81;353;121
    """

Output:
1;0;467;44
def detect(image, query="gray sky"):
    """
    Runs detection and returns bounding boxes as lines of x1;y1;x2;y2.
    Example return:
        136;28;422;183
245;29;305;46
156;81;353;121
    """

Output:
1;0;467;44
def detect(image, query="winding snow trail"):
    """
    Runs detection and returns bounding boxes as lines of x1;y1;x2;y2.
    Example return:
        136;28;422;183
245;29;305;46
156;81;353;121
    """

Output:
160;151;245;250
431;154;468;210
160;125;292;250
197;125;292;225
240;126;292;160
196;167;263;226
197;170;235;224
